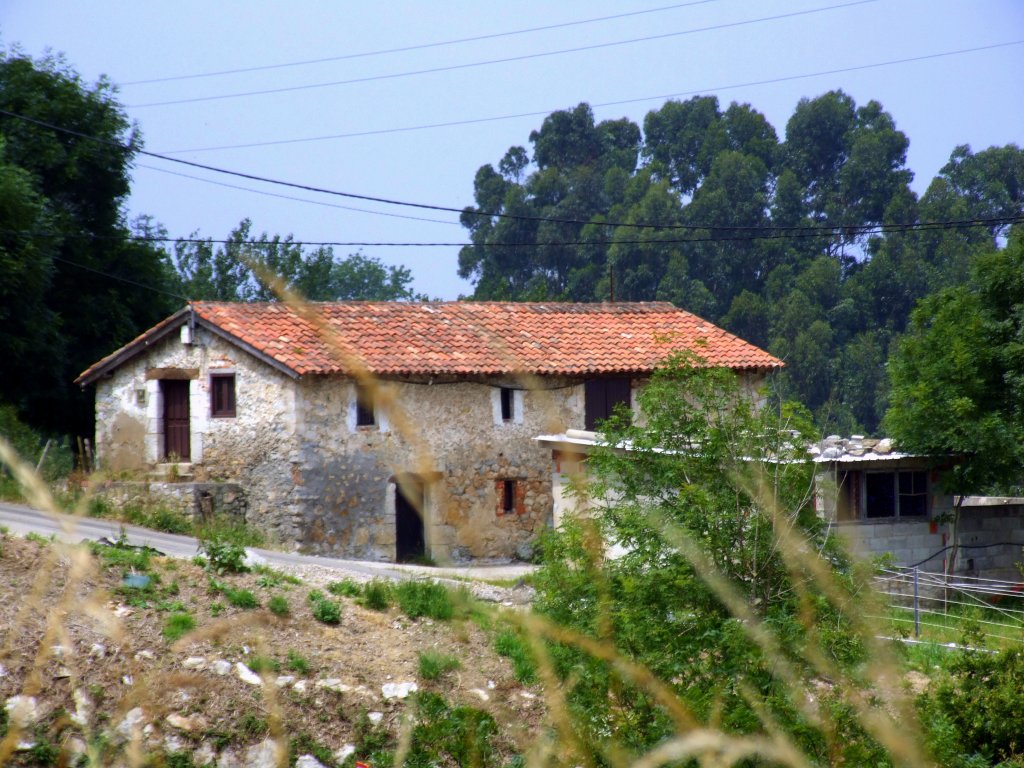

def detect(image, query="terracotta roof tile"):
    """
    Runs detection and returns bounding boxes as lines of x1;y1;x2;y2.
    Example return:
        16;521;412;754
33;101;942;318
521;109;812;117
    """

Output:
190;301;780;376
77;301;781;383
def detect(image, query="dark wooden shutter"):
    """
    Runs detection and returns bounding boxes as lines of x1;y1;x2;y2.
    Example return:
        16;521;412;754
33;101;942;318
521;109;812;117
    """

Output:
585;378;631;430
162;380;191;460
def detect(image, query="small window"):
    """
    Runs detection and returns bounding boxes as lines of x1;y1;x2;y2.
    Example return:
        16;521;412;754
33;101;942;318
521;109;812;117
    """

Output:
863;470;929;518
899;471;928;516
355;383;375;427
497;478;524;515
500;387;514;422
502;479;515;514
584;378;631;431
210;374;236;418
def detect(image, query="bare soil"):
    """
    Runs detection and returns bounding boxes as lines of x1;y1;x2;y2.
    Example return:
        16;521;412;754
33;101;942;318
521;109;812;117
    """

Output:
0;533;543;765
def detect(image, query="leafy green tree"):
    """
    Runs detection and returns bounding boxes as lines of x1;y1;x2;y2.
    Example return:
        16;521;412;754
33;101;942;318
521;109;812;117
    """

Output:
884;227;1024;495
169;219;425;302
0;51;176;437
532;359;901;763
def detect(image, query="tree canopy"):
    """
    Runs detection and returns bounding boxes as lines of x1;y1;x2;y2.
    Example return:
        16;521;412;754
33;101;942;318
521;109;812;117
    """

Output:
459;94;1024;433
884;226;1024;494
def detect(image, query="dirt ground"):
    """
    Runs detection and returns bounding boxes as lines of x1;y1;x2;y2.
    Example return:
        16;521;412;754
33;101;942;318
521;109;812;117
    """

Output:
0;533;544;765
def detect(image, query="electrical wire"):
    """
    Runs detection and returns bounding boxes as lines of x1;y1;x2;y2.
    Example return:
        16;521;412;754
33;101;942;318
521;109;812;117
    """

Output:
126;0;877;109
6;215;1021;249
121;1;721;86
52;256;190;300
134;163;462;227
4;107;1021;237
157;39;1024;155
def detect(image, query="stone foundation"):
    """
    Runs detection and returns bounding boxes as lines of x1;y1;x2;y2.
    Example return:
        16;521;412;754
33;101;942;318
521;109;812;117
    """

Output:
97;481;248;523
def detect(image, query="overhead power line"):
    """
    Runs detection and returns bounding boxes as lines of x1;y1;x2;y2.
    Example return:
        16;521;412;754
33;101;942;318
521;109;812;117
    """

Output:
158;39;1024;155
3;106;1021;237
8;215;1022;249
126;0;876;108
135;163;462;227
121;0;721;86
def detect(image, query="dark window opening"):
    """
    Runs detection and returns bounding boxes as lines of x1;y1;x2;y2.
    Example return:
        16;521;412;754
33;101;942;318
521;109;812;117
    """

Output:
500;387;514;422
584;378;631;431
502;479;515;514
864;471;929;518
395;479;425;563
210;374;236;418
355;383;375;427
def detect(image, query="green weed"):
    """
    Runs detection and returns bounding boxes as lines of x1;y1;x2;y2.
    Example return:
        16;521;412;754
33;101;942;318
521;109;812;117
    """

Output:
361;579;393;611
286;650;311;676
268;594;290;617
394;580;453;620
418;649;461;680
326;578;362;597
162;612;196;642
494;629;537;685
311;597;341;625
224;587;258;609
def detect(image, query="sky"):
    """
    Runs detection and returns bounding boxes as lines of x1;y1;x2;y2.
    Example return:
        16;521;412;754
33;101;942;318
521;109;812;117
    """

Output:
4;1;1023;299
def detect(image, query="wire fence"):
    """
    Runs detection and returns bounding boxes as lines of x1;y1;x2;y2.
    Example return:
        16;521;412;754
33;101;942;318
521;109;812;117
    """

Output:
872;567;1024;648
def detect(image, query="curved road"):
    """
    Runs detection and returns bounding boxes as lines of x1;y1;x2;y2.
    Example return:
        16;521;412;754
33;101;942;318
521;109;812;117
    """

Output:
0;501;533;583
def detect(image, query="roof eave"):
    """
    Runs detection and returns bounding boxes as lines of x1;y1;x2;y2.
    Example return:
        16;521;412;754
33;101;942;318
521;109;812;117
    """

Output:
75;307;192;386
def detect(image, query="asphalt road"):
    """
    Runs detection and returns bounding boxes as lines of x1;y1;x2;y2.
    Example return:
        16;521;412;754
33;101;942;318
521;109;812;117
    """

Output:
0;500;533;582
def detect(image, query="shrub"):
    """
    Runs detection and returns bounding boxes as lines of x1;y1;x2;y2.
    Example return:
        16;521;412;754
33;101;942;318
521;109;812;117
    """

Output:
407;692;499;768
418;649;461;680
198;534;248;574
311;597;341;625
394;580;453;620
247;656;279;674
361;579;394;611
327;578;362;597
163;612;196;642
224;588;258;609
306;589;325;604
268;594;290;617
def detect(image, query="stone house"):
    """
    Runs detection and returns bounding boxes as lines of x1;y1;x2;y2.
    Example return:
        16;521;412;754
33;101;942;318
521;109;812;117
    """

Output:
76;301;780;562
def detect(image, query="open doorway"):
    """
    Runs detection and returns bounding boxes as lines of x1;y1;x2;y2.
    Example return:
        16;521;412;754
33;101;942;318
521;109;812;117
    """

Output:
395;477;425;563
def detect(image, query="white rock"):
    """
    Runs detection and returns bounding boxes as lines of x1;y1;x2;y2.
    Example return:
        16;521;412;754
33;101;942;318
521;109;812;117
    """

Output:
166;713;199;731
217;747;242;768
89;643;106;658
235;662;263;686
4;696;39;727
468;688;490;702
0;663;6;677
115;706;145;741
65;736;88;758
113;605;133;618
51;644;67;660
519;691;537;700
486;679;496;689
368;711;384;725
135;649;155;660
317;678;353;693
211;659;232;675
292;680;308;693
336;744;356;762
122;675;134;686
194;742;217;766
243;737;283;768
381;681;417;700
182;656;206;670
296;755;329;768
275;675;296;687
164;734;187;753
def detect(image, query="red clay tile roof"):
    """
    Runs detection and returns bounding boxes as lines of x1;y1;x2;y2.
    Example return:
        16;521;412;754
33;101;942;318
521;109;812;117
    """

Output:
77;301;781;383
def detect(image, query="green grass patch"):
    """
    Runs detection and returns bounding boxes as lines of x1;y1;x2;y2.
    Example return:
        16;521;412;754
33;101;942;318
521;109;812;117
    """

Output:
418;649;461;680
311;597;342;625
247;656;280;674
224;587;259;609
289;733;336;767
394;580;454;620
494;629;537;684
286;650;311;676
326;578;362;597
268;594;290;617
162;612;196;642
361;579;394;611
254;565;301;588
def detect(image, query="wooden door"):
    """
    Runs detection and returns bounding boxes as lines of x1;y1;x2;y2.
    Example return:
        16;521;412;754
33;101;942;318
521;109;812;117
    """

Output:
161;380;191;461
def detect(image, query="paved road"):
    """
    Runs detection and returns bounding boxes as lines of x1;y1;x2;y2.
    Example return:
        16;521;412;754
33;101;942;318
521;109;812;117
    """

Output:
0;501;534;582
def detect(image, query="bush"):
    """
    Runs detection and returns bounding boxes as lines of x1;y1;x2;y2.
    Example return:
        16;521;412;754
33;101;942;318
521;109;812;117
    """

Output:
418;649;461;680
327;578;362;597
306;589;325;605
163;612;196;642
394;580;453;620
268;594;290;617
311;597;341;625
407;692;499;768
224;588;258;609
920;648;1024;765
198;534;248;574
361;579;394;611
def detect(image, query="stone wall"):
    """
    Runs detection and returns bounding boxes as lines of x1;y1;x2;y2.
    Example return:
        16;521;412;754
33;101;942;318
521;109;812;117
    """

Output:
292;375;581;561
93;324;301;542
97;481;247;522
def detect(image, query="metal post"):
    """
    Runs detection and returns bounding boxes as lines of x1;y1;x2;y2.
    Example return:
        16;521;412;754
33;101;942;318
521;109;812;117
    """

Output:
913;567;920;639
